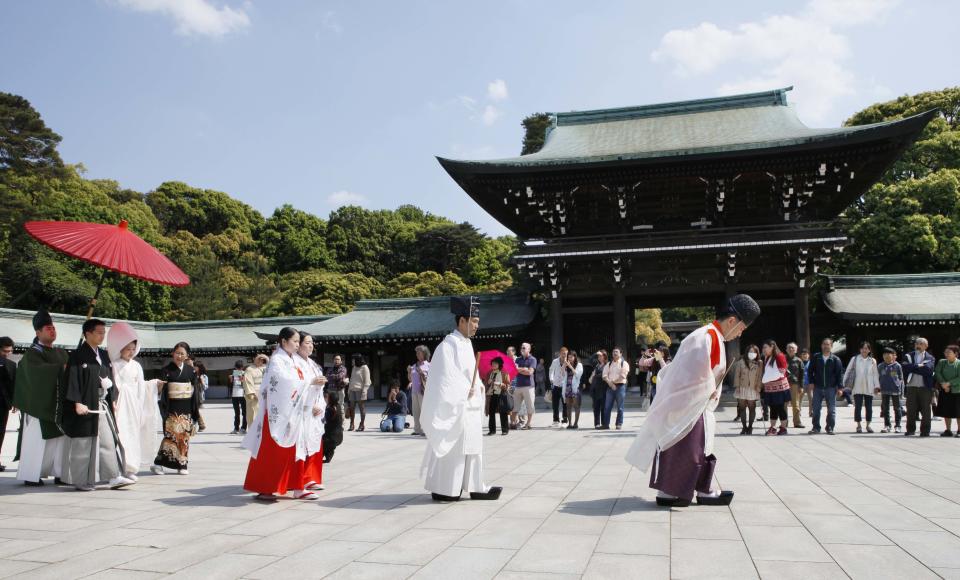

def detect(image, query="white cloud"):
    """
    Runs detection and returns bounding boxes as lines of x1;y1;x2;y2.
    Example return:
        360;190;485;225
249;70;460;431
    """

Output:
487;79;509;102
481;105;502;126
326;190;368;207
650;0;899;123
112;0;250;38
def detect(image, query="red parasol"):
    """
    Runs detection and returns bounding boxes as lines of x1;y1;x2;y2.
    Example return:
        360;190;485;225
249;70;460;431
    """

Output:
478;350;518;381
25;219;190;317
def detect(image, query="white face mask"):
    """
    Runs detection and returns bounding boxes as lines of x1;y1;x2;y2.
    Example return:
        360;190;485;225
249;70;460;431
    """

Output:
747;352;758;361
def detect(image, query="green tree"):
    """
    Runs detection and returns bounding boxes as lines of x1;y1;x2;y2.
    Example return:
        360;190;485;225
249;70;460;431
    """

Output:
634;309;671;347
145;181;264;238
0;92;65;176
464;236;516;287
262;269;384;315
416;223;485;274
838;88;960;274
384;271;469;298
521;113;552;155
258;204;332;273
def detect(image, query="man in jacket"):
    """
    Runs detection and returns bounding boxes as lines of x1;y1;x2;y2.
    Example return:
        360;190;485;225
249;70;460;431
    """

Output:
806;338;844;435
902;337;936;437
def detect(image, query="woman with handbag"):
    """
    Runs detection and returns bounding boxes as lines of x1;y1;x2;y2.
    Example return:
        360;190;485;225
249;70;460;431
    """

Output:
485;357;511;435
844;341;880;433
761;340;791;436
564;350;584;429
733;344;763;435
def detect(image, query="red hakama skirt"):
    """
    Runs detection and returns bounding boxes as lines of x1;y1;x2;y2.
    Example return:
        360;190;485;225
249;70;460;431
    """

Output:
243;418;323;495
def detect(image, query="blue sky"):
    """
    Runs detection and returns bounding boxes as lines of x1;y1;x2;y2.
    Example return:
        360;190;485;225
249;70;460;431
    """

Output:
2;0;957;237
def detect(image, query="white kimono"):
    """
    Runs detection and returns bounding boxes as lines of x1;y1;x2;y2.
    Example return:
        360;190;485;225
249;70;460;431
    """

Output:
626;322;726;474
420;329;489;497
295;353;326;460
107;323;161;474
242;349;315;461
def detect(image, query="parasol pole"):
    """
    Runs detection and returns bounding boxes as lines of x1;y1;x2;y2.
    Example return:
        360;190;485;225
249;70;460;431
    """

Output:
86;269;108;319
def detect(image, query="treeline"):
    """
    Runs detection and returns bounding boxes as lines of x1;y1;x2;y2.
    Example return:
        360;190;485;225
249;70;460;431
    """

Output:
0;93;516;321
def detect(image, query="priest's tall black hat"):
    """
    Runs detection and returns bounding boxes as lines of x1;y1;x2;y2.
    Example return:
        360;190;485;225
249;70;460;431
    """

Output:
450;295;480;318
725;294;761;326
32;308;53;330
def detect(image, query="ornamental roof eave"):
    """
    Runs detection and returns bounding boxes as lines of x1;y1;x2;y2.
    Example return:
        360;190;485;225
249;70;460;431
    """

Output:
821;273;960;322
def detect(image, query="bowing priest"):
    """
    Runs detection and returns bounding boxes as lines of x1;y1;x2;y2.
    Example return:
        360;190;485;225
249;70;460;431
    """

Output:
420;296;502;502
14;310;67;487
626;294;761;507
59;319;134;491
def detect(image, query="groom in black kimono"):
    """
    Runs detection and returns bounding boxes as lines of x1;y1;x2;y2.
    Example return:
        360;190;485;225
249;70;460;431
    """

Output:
59;319;133;491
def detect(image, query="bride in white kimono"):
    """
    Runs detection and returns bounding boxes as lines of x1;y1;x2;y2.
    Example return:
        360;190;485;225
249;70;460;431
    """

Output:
107;322;163;478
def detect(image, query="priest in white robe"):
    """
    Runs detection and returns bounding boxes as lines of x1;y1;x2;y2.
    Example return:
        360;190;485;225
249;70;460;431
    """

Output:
14;310;66;487
420;296;502;502
108;322;163;478
626;294;760;507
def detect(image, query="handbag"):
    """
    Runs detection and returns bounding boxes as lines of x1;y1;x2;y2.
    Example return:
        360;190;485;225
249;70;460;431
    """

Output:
843;359;857;390
499;390;514;412
762;361;782;383
544;389;552;404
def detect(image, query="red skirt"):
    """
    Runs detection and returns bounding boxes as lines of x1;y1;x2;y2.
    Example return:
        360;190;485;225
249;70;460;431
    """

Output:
243;418;323;495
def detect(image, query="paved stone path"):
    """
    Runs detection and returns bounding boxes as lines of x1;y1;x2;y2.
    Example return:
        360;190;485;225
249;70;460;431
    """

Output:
2;401;960;579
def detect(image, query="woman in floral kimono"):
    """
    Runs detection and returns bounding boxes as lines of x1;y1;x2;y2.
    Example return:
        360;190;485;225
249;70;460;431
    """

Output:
151;342;201;475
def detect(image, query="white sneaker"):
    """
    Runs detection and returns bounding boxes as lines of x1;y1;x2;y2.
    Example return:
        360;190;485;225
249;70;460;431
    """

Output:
109;476;135;489
150;465;164;475
125;473;139;482
552;421;560;427
177;468;189;475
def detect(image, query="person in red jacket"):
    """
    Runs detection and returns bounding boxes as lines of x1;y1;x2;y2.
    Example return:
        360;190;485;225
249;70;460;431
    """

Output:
761;340;791;435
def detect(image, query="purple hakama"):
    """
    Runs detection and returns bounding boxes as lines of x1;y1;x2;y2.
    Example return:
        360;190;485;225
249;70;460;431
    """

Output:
649;415;716;501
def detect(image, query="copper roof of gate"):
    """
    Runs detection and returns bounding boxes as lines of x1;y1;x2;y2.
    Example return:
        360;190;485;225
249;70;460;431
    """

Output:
286;293;536;343
437;88;934;172
823;273;960;322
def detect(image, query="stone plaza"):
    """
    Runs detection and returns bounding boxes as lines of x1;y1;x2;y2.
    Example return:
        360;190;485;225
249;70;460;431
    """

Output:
2;401;960;579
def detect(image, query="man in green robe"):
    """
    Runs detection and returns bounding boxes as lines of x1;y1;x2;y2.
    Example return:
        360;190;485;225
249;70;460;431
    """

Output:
14;310;68;486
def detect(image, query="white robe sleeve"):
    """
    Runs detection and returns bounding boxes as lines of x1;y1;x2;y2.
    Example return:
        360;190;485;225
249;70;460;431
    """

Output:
421;334;474;458
626;327;718;473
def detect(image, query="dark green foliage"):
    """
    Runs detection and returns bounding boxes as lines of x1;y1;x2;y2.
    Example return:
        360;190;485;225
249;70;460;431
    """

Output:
0;92;65;176
521;113;552;155
838;88;960;275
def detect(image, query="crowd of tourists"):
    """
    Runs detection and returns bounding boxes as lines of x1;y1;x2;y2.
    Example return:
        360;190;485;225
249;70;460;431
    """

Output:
729;336;960;437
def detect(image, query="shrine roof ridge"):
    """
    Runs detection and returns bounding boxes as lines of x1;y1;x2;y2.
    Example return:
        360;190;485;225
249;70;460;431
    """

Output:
553;87;793;126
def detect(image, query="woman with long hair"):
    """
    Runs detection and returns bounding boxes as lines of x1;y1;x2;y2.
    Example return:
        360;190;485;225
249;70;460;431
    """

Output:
347;354;371;432
732;344;762;435
845;341;880;433
243;327;327;501
761;340;791;436
152;342;202;475
564;350;584;429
